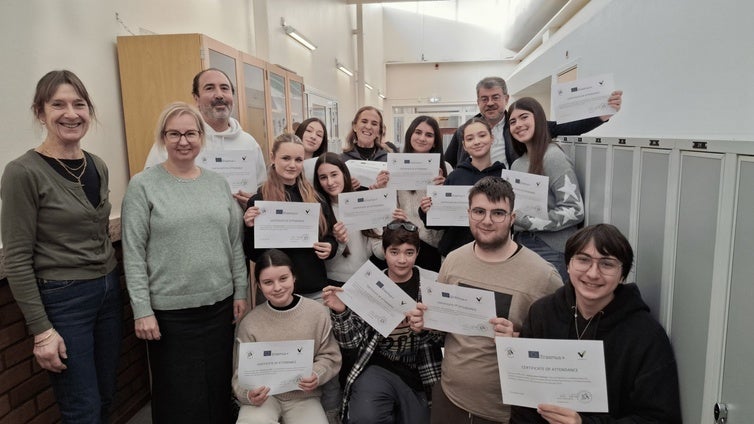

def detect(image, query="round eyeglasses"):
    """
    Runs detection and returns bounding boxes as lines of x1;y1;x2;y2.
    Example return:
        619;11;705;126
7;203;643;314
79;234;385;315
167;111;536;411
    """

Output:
569;254;623;276
469;207;510;223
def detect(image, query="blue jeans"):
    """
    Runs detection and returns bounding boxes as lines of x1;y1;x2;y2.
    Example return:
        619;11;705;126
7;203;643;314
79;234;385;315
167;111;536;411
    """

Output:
515;232;569;283
37;268;122;424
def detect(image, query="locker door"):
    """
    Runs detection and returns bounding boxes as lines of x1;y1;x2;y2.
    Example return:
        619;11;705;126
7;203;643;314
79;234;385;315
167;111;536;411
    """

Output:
717;157;754;422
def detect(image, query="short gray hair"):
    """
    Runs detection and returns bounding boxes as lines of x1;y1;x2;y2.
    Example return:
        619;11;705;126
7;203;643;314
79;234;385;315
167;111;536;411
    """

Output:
476;77;508;96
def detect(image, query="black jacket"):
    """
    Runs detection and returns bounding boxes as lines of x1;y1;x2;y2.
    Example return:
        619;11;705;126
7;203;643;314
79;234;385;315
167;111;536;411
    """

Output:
510;282;682;423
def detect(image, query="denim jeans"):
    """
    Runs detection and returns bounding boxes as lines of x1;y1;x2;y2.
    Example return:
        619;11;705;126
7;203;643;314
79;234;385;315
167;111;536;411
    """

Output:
514;232;569;283
37;268;122;424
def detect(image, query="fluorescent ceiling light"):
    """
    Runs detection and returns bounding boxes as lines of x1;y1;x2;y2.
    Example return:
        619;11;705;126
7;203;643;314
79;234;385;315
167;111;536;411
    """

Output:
364;82;374;90
378;90;386;99
283;24;317;51
336;60;354;77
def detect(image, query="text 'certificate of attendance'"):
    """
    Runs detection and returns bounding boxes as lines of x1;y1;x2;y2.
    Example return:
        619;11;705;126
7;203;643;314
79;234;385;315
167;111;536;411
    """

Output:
496;337;608;412
253;201;320;248
427;185;473;227
237;339;314;395
338;260;416;338
387;153;440;190
552;73;615;123
420;281;496;337
338;188;395;231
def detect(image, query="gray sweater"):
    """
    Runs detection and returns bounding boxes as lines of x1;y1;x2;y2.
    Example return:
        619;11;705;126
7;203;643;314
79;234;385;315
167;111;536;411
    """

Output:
1;150;117;334
511;143;585;252
122;165;247;319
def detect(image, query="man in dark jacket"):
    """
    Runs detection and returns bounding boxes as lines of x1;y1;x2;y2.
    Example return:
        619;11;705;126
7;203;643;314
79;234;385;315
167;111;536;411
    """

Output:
444;77;622;169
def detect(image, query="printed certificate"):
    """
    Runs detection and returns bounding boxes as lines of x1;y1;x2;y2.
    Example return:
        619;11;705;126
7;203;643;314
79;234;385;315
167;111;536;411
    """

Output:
346;160;387;188
386;153;440;190
237;339;314;395
253;201;320;248
500;170;549;220
420;281;496;337
552;74;615;123
426;185;473;227
199;149;258;193
338;189;395;231
337;260;416;338
496;337;608;412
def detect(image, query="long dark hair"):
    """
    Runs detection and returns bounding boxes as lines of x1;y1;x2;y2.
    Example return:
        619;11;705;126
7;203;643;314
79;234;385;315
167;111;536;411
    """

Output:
508;97;551;176
312;153;380;256
295;117;328;158
403;115;447;177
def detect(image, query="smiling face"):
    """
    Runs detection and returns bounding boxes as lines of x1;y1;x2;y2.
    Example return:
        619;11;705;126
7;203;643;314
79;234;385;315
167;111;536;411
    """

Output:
163;113;203;165
463;122;493;161
316;163;345;201
39;84;91;146
301;121;325;157
194;70;234;127
272;142;305;185
508;108;535;144
352;109;382;147
258;265;295;308
410;121;436;153
569;240;622;314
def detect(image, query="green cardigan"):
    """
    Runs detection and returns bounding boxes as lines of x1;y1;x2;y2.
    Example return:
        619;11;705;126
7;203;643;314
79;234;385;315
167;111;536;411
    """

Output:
1;150;117;335
122;165;247;319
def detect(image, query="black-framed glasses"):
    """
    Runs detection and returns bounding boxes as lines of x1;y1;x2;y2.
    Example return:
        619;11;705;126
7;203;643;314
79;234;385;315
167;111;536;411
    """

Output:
570;254;623;276
163;130;201;142
469;207;510;223
386;222;418;232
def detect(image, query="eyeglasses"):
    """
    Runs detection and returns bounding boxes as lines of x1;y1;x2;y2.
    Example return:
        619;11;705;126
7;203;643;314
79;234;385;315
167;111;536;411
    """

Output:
386;222;418;232
469;207;510;223
570;254;623;276
477;94;505;103
163;130;201;142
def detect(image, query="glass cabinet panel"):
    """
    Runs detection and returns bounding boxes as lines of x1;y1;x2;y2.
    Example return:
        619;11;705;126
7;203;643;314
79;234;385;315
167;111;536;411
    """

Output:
288;79;304;127
268;70;287;138
242;61;268;159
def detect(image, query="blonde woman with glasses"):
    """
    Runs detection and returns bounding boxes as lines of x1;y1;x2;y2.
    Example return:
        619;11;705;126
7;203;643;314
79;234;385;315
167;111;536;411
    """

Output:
123;102;248;423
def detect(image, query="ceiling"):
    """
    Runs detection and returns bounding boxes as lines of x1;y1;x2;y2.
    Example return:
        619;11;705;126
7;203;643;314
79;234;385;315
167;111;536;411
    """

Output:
345;0;572;53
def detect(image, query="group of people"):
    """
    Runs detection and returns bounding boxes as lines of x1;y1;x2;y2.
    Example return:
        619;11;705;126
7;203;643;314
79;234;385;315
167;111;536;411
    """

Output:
0;67;682;424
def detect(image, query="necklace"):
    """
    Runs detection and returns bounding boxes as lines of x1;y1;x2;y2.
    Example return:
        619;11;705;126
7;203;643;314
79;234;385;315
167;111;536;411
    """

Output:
573;306;601;340
42;148;87;186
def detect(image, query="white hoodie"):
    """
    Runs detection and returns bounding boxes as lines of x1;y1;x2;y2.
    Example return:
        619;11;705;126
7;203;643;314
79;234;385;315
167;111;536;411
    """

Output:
144;117;267;190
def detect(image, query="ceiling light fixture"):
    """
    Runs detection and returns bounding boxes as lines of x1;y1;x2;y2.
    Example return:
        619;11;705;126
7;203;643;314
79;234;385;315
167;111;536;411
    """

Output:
378;90;386;99
336;60;354;77
281;19;317;51
364;82;374;90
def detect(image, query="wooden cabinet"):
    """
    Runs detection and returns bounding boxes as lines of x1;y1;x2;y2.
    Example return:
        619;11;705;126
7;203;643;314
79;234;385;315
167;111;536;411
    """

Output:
116;33;304;176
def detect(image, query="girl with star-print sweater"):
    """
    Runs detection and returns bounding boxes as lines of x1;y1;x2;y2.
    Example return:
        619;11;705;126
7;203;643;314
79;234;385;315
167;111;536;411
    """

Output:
508;97;585;280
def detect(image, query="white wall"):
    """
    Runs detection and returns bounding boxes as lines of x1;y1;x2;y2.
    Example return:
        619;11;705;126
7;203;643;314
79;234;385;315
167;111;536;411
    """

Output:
383;61;517;142
507;0;754;140
0;0;364;244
